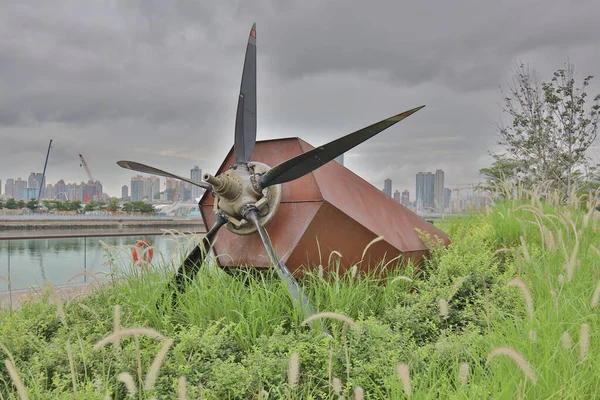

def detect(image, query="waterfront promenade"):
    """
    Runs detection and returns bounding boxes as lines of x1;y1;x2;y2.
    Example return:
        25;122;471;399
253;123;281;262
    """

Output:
0;215;205;231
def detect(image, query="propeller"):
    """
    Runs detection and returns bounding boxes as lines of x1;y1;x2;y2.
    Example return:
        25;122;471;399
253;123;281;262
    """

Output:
164;213;228;306
258;105;425;189
234;23;257;164
117;160;211;190
245;209;316;320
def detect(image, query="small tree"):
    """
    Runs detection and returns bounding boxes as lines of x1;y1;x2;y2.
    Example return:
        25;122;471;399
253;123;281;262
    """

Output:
6;198;17;209
542;62;600;199
492;61;600;200
107;198;119;212
26;198;37;211
84;201;98;213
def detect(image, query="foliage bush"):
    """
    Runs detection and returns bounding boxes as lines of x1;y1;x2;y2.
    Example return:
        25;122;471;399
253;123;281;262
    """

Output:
1;191;600;398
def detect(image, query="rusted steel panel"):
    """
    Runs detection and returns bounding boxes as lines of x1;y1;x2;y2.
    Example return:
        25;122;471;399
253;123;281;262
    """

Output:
288;201;402;276
297;137;450;251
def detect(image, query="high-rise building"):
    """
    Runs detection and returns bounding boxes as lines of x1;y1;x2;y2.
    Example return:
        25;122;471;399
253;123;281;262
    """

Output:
401;189;410;207
54;180;67;200
122;185;129;200
46;184;54;200
416;172;434;209
4;179;13;198
434;169;445;211
95;181;103;200
444;188;451;211
28;172;45;199
383;178;392;197
393;190;401;202
69;184;83;201
25;187;38;200
14;178;27;200
28;172;43;189
131;176;145;201
165;178;178;201
191;166;203;200
144;176;160;201
82;182;96;203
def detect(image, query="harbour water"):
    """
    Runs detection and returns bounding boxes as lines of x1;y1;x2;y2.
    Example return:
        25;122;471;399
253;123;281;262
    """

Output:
0;228;204;293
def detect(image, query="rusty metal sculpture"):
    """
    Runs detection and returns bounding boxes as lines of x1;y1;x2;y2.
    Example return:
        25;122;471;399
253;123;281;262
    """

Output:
117;24;449;318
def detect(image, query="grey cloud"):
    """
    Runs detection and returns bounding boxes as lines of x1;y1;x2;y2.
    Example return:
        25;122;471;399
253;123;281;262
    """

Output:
264;0;600;92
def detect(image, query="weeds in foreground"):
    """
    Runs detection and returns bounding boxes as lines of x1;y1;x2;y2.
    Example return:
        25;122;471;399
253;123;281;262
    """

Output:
1;186;600;398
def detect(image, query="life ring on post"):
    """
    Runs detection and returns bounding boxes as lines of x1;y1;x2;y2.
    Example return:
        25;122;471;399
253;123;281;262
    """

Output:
132;239;153;266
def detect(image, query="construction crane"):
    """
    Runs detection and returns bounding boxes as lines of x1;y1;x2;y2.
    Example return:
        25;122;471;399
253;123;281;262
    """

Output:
79;154;101;202
37;139;53;210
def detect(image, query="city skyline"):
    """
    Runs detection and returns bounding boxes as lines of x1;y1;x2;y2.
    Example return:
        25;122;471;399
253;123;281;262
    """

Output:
0;161;484;203
0;166;483;202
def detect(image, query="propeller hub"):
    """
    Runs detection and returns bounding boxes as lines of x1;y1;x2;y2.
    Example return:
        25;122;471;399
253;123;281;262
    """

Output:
206;162;282;235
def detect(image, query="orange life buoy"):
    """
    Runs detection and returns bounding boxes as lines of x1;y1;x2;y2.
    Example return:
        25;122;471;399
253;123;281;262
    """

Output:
132;239;153;266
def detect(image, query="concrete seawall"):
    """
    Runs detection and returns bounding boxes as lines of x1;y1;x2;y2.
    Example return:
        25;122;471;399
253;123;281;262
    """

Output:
0;218;205;230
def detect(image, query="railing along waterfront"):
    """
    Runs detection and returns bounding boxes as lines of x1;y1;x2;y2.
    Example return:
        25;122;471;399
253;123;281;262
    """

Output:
0;229;206;309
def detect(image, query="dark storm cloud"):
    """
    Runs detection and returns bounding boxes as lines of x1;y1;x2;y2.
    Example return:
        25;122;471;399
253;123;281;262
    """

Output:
1;0;599;197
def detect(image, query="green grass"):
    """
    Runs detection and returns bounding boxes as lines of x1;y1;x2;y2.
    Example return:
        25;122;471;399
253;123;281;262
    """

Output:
1;194;600;399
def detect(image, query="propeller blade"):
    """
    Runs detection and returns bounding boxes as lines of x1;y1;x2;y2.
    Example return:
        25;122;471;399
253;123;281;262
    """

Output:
245;209;317;320
117;160;211;190
258;105;425;188
234;23;257;164
165;213;228;306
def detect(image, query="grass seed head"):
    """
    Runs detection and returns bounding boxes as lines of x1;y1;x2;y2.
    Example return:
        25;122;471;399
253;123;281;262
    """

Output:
591;279;600;308
287;352;300;389
4;359;28;399
579;324;589;362
528;330;537;343
486;346;536;384
508;278;534;320
396;363;411;396
332;377;342;395
354;386;364;400
519;236;531;263
438;298;450;320
117;372;137;397
93;327;165;350
562;332;572;349
178;376;187;400
144;338;173;390
258;389;269;399
301;312;360;332
458;363;469;385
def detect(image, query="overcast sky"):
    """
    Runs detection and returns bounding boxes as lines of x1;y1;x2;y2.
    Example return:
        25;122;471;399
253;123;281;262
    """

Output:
1;0;600;200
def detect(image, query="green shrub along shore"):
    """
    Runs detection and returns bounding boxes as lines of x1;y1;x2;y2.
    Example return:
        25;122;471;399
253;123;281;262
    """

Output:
1;188;599;399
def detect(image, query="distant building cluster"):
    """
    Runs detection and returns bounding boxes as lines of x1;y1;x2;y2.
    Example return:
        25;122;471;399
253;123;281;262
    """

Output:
124;165;205;203
381;169;489;213
382;170;449;212
1;173;105;203
1;164;206;206
416;169;447;211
